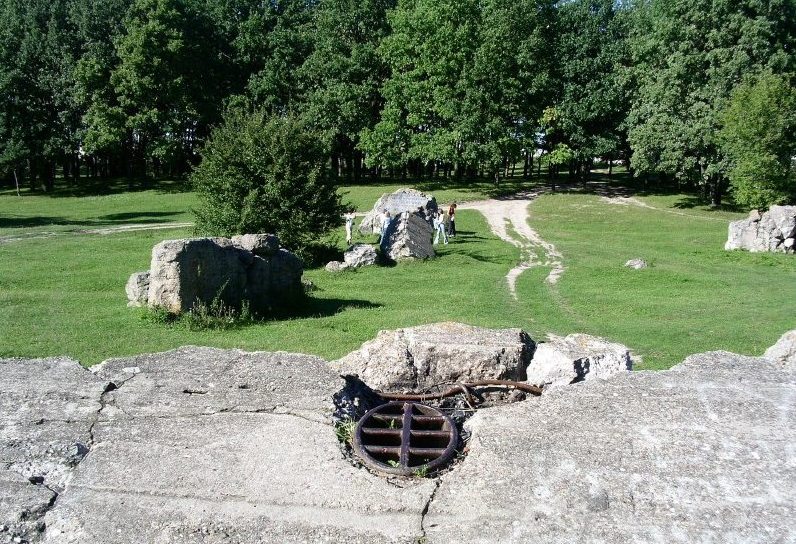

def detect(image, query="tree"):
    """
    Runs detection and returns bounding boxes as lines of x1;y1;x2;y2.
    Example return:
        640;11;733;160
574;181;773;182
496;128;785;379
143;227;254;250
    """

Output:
719;73;796;209
549;0;630;181
192;108;344;256
236;0;314;114
111;0;236;177
0;0;79;190
70;0;133;178
626;0;796;206
361;0;555;181
298;0;396;181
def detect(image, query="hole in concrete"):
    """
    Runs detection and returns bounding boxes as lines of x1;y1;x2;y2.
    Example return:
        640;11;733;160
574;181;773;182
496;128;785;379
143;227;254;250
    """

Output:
353;402;458;477
333;376;539;478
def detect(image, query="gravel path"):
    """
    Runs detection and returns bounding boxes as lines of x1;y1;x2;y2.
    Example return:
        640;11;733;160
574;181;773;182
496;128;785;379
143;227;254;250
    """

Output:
0;222;193;244
461;192;563;300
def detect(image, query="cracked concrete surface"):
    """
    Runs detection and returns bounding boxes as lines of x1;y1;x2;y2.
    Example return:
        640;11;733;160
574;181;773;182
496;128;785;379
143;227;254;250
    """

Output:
1;346;794;543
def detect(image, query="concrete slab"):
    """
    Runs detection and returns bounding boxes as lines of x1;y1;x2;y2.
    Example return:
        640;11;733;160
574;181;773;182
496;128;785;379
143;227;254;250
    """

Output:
425;352;796;543
44;347;436;544
2;346;794;543
0;357;104;542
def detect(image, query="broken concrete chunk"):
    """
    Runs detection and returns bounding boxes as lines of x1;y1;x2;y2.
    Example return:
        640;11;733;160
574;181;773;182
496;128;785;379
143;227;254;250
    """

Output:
525;333;632;387
331;322;535;392
124;271;149;307
764;329;796;369
358;188;437;235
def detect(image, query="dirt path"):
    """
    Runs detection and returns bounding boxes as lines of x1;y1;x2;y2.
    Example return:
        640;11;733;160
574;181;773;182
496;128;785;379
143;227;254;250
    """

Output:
460;192;563;300
0;222;193;244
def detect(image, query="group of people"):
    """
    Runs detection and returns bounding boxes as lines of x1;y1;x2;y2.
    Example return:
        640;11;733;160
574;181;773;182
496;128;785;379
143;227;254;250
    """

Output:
342;202;458;246
432;203;457;245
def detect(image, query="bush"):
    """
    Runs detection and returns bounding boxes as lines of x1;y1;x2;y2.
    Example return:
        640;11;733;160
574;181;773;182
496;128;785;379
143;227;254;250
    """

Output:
719;73;796;209
192;108;344;258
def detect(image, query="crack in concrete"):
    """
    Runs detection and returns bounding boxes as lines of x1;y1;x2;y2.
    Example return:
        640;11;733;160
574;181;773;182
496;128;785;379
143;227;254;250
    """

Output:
418;478;441;543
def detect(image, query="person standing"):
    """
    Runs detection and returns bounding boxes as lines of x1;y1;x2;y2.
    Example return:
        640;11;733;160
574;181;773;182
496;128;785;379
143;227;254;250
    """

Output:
448;202;457;237
377;210;391;244
433;209;448;245
343;209;356;245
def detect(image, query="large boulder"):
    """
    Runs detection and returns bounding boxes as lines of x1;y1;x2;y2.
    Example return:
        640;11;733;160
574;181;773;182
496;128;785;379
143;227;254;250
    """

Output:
331;322;535;392
764;329;796;369
230;233;280;257
381;211;435;261
358;188;437;235
343;243;377;268
134;235;302;314
124;271;150;307
725;205;796;253
525;333;633;387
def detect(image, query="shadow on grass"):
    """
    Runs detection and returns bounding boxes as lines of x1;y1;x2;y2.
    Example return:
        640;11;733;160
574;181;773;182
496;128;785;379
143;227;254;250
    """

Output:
274;297;382;319
671;195;743;212
97;211;183;222
0;177;192;199
0;210;184;229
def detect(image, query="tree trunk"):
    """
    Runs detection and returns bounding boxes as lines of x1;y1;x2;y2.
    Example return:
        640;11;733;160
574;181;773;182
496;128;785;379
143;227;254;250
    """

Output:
13;169;21;196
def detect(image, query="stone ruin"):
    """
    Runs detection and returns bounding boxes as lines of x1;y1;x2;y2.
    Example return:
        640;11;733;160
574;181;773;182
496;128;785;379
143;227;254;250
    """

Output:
725;205;796;253
1;325;795;542
126;234;303;314
380;211;435;261
358;188;438;235
326;188;438;271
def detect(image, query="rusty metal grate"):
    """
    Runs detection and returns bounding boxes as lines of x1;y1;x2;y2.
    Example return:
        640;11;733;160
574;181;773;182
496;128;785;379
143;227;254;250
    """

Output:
353;401;458;476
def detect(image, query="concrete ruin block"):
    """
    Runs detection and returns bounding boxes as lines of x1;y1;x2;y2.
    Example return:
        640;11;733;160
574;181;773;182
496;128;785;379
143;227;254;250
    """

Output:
624;258;648;269
231;233;280;257
359;188;437;235
125;271;150;307
525;333;633;387
725;205;796;253
143;235;302;314
381;211;435;261
343;243;377;268
764;329;796;369
332;322;535;392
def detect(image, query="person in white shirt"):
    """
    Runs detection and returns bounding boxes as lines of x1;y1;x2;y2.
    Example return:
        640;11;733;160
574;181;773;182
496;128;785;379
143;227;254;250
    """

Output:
343;210;356;245
378;210;391;244
433;209;448;245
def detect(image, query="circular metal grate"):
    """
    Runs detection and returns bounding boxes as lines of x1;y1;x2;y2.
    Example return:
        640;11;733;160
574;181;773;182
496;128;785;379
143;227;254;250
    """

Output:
352;401;459;476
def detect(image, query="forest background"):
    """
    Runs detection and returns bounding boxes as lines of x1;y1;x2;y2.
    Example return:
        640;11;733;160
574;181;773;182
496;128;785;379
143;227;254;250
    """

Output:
1;0;795;211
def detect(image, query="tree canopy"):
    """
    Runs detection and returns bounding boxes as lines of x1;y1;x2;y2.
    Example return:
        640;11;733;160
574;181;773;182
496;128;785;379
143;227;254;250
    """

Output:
0;0;794;209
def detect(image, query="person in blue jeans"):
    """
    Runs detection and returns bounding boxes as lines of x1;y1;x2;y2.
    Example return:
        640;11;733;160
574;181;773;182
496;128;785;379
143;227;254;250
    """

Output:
433;209;448;245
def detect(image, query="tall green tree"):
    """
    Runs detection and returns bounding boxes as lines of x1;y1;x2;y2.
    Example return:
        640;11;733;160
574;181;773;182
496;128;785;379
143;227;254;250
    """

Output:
236;0;314;113
362;0;555;180
0;0;79;190
70;0;133;177
299;0;396;181
111;0;236;176
626;0;796;205
719;72;796;209
549;0;630;181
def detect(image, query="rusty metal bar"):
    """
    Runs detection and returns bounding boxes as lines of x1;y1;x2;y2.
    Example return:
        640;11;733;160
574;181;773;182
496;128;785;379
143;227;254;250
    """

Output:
377;380;542;402
399;402;413;468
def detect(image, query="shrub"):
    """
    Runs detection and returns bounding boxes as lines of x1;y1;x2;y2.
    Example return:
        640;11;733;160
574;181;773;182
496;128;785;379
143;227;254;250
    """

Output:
192;107;344;258
719;73;796;209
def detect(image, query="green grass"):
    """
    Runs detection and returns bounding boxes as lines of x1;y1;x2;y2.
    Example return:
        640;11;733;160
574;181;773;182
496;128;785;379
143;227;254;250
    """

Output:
0;210;524;364
1;175;793;369
0;179;196;237
515;194;796;369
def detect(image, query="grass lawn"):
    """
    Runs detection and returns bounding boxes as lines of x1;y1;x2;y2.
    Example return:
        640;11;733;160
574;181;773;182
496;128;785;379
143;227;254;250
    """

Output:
1;175;793;369
516;193;796;369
